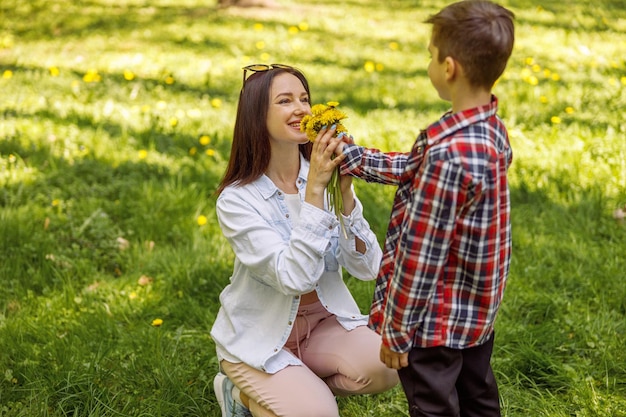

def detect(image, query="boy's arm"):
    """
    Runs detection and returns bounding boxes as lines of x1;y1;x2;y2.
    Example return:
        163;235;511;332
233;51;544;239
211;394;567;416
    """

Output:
340;143;409;186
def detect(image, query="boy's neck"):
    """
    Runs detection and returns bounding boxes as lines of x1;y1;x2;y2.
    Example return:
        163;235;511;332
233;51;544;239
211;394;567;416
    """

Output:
450;87;492;114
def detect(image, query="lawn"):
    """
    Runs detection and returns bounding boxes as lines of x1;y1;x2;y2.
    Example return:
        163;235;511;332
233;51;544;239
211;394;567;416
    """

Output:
1;0;625;416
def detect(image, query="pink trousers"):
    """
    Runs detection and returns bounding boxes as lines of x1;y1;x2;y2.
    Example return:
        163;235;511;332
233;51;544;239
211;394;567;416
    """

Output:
220;300;398;417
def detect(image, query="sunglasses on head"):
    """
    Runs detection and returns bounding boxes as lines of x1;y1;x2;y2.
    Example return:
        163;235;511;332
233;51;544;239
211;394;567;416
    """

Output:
241;63;293;86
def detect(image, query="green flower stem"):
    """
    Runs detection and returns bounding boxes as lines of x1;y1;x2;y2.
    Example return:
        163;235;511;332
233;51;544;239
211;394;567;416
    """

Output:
327;167;347;239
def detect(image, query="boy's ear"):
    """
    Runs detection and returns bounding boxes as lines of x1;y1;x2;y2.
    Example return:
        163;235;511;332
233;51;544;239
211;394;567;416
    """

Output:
444;56;457;81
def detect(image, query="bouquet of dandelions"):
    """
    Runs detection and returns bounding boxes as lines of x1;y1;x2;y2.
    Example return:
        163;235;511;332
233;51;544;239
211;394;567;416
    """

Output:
300;101;348;236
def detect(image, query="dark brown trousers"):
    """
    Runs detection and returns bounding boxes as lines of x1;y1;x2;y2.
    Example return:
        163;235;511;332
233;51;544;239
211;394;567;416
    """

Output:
398;333;500;417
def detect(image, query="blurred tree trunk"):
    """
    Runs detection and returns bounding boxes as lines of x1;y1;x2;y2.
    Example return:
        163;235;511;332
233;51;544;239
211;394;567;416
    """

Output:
217;0;277;7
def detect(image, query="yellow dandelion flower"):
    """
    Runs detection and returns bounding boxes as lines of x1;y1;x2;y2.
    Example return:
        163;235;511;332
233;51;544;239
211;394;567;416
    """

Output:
141;104;151;113
364;61;375;73
197;215;208;226
539;96;548;104
389;41;399;50
206;149;216;156
260;52;270;61
551;73;561;81
525;57;535;66
129;291;138;300
83;69;101;83
165;76;175;85
189;146;197;156
138;149;148;159
565;106;575;114
151;318;163;327
199;135;211;145
52;199;61;207
288;26;299;34
543;69;551;77
528;76;538;86
608;77;617;87
170;117;178;127
123;69;135;81
532;64;541;73
256;41;265;50
298;22;309;31
376;63;384;72
210;98;222;108
254;23;264;31
621;76;626;85
551;116;562;124
3;70;13;79
49;66;60;77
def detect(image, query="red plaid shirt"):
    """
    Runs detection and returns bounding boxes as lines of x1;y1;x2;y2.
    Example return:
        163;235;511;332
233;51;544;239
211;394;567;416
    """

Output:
341;96;512;352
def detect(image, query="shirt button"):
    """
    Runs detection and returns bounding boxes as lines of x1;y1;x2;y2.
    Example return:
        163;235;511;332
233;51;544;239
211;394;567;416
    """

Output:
288;321;293;325
328;225;333;230
286;214;290;218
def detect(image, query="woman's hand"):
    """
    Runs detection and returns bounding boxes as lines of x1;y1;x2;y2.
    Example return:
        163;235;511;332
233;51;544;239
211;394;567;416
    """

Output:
304;125;346;210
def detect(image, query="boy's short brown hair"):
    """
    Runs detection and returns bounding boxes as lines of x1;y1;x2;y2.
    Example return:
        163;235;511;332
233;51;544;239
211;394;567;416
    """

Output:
426;0;515;90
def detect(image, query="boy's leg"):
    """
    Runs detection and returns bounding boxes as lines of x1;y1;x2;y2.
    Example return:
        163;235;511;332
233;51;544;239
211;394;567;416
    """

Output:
398;346;462;417
456;335;500;417
301;318;399;397
221;359;339;417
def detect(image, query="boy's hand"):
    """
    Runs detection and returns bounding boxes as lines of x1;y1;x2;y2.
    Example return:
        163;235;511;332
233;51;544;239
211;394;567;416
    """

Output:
380;343;409;369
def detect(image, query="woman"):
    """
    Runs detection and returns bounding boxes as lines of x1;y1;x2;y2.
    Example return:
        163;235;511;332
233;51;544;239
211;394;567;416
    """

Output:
211;64;398;417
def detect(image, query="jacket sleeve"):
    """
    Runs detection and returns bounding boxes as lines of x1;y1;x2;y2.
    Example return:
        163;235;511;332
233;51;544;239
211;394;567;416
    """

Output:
336;195;383;281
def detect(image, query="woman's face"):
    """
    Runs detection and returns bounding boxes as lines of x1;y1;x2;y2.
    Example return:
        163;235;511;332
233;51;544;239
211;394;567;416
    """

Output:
266;72;311;146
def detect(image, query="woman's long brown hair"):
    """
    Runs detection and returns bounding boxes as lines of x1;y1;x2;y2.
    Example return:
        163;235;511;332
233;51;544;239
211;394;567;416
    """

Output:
216;66;313;195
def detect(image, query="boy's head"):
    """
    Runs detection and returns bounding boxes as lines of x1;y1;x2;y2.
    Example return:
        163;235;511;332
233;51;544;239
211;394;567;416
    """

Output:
426;0;515;91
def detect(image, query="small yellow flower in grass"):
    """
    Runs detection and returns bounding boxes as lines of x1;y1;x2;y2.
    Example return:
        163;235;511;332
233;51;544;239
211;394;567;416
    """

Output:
256;41;265;50
197;215;208;226
129;291;138;300
565;106;575;114
165;75;175;85
138;149;148;159
288;26;299;34
210;98;222;108
254;23;264;31
83;68;101;83
151;318;163;327
551;116;562;124
539;96;548;104
621;76;626;86
49;66;60;77
170;117;178;127
206;149;216;156
3;70;13;79
364;61;375;73
124;69;135;81
52;199;61;207
551;73;561;81
189;146;198;156
298;22;309;31
525;57;535;66
199;135;211;145
389;41;399;51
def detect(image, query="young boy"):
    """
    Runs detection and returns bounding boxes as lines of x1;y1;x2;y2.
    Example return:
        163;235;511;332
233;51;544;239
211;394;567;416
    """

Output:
337;1;515;416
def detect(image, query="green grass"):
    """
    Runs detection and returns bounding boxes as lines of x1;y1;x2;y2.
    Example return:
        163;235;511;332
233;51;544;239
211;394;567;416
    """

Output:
1;0;625;415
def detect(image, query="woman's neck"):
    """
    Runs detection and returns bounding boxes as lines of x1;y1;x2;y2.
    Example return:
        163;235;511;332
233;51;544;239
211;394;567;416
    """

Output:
265;147;300;194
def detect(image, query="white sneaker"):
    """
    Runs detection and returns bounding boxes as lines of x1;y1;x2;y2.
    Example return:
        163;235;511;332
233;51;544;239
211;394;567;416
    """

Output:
214;372;252;417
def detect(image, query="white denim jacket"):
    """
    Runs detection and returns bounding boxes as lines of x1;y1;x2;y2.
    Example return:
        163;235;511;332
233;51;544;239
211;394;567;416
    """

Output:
210;155;383;373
